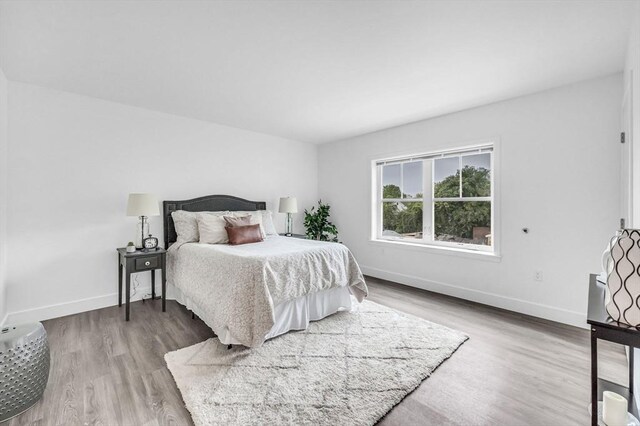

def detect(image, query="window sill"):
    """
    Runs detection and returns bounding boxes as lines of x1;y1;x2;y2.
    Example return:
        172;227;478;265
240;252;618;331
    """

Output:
368;238;502;262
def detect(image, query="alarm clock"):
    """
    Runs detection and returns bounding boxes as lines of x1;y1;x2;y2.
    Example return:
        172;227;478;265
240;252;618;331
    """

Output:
142;234;159;252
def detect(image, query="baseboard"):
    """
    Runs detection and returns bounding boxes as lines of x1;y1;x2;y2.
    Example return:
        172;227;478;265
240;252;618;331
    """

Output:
4;267;586;328
361;265;586;329
3;285;153;325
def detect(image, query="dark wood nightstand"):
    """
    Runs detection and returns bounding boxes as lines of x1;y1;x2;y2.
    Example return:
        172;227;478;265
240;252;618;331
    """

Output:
279;233;308;239
588;273;640;425
117;247;167;321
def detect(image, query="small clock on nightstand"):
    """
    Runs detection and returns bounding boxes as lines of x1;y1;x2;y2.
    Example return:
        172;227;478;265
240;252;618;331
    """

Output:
142;234;159;251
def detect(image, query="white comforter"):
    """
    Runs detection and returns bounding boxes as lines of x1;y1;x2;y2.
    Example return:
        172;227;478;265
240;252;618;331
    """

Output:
167;236;368;347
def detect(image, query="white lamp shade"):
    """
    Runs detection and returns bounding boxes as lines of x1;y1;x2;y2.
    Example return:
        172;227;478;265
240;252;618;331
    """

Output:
126;193;160;217
279;197;298;213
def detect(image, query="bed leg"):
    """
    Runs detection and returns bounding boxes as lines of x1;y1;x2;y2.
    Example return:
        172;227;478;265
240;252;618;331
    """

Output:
227;344;232;350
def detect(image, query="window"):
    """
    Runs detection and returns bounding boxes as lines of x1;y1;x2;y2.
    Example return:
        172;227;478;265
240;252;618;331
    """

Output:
373;144;495;253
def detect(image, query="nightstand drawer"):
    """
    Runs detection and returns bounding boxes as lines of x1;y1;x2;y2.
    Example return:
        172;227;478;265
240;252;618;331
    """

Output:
135;256;159;271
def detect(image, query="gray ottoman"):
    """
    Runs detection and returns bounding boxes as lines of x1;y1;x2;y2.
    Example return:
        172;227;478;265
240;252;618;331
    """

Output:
0;323;50;422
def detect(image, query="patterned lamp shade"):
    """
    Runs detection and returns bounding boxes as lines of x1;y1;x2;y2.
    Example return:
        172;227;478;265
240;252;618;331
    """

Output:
606;229;640;326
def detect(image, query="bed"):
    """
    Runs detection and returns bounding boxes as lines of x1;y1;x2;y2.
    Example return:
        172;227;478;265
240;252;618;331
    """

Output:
163;195;368;347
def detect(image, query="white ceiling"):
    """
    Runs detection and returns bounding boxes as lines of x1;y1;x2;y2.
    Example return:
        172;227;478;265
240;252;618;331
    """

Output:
0;1;635;143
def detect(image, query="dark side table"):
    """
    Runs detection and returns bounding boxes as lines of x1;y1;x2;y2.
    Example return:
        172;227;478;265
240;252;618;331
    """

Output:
588;273;640;425
117;247;167;321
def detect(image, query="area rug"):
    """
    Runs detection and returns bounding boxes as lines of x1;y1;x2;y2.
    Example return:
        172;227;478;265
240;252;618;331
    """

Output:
165;300;468;425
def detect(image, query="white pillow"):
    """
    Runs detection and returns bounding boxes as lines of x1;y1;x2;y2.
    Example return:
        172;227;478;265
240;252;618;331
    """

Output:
172;210;199;243
172;210;229;243
232;211;267;238
197;213;229;244
261;210;278;236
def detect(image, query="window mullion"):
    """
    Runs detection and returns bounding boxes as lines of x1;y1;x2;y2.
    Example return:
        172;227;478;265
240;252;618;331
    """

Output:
431;159;436;241
423;159;433;242
400;163;404;199
433;197;491;202
376;165;382;239
458;155;462;199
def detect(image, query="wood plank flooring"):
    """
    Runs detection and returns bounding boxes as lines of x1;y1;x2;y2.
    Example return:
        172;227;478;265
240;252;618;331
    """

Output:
7;276;627;425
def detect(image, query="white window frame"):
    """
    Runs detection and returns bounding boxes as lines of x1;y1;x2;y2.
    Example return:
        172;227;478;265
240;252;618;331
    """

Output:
371;140;500;257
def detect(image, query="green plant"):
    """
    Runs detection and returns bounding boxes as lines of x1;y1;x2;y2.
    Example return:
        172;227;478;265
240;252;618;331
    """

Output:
127;241;135;247
304;200;339;242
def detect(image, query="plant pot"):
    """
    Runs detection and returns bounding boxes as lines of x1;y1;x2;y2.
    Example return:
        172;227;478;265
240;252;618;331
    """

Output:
606;229;640;326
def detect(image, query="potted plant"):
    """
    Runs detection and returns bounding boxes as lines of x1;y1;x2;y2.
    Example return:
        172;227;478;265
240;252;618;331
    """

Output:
304;200;339;242
126;241;136;253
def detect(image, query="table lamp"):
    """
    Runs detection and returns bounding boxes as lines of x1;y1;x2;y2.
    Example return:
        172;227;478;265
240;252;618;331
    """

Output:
278;197;298;236
127;193;160;248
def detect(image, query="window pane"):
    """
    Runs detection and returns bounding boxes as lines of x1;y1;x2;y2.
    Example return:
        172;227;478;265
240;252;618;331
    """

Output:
434;201;491;246
382;201;423;239
434;157;460;198
462;153;491;197
402;161;423;199
382;164;401;199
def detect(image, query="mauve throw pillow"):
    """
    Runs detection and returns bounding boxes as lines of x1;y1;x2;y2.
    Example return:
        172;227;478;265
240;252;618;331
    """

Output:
226;212;267;239
226;224;264;245
223;215;252;227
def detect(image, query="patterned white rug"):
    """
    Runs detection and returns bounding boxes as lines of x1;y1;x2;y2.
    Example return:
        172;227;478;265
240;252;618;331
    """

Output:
165;300;468;426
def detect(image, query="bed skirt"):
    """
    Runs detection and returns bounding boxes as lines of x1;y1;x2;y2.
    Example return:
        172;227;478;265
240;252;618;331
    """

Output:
169;284;354;345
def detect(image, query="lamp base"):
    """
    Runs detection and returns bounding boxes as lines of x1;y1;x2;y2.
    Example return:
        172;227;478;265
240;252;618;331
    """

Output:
135;216;149;249
284;213;293;236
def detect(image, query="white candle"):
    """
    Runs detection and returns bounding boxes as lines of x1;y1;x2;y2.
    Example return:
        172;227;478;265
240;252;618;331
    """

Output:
603;391;628;426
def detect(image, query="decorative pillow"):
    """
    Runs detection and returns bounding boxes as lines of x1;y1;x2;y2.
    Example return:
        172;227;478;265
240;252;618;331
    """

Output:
196;213;230;244
232;211;267;238
226;224;264;245
172;210;229;243
261;210;278;235
223;215;252;227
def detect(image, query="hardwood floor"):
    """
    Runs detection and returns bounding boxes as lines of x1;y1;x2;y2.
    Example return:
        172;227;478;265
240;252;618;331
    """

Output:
8;277;627;425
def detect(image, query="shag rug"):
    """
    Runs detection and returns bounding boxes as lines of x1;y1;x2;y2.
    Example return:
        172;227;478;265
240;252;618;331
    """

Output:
165;300;468;426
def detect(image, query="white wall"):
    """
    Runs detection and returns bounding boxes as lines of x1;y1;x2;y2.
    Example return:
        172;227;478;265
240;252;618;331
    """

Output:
5;82;317;323
318;74;622;327
622;2;640;401
626;2;640;226
0;67;7;324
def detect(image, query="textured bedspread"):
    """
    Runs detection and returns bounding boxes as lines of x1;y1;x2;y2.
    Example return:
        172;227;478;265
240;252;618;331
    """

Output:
167;236;368;347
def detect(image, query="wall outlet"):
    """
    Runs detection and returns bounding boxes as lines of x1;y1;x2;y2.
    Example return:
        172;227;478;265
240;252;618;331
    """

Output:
534;271;543;282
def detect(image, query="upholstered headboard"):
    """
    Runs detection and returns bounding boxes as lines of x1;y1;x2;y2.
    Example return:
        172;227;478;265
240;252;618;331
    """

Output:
163;194;266;247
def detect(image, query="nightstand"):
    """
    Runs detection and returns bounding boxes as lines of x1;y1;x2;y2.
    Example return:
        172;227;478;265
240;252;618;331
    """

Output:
588;274;640;424
279;233;308;239
116;247;167;321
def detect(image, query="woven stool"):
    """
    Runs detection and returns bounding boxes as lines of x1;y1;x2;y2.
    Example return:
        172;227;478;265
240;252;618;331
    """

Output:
0;323;50;422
